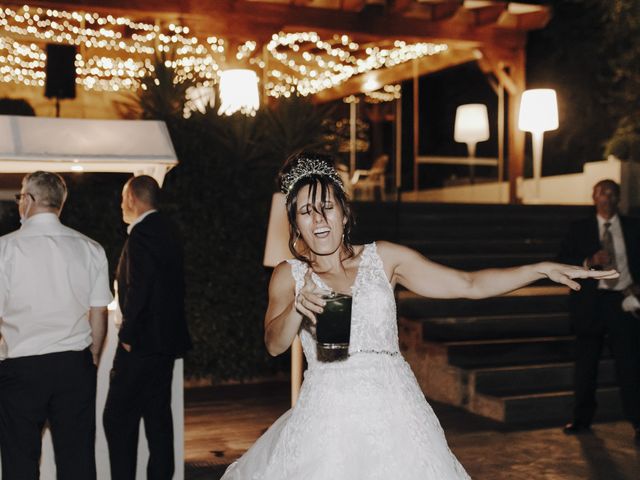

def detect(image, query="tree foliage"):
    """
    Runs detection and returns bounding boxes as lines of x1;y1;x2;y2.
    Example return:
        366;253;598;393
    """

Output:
118;59;334;381
526;0;614;173
601;0;640;160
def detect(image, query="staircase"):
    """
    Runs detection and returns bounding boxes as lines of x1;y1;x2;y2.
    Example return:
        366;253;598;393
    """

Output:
351;202;623;424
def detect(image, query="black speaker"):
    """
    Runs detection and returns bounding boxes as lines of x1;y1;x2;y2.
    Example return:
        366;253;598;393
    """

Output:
45;44;77;100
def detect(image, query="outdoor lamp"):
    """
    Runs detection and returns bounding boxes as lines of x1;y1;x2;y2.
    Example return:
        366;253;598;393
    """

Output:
518;89;558;200
454;103;490;182
263;192;302;407
217;69;259;116
184;85;215;118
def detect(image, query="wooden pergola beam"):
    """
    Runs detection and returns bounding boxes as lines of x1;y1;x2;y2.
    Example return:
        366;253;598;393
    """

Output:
401;0;464;21
477;48;518;96
387;0;415;14
21;0;531;48
498;3;551;30
458;1;507;27
340;0;367;12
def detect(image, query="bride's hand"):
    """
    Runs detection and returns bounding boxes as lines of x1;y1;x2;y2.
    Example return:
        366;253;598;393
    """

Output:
538;262;619;291
295;269;329;324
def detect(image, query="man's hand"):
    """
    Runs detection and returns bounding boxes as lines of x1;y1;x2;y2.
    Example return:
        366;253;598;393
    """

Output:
121;342;132;352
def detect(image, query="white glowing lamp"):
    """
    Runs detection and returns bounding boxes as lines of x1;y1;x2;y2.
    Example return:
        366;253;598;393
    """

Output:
217;69;260;116
454;103;490;158
184;85;215;118
518;89;558;200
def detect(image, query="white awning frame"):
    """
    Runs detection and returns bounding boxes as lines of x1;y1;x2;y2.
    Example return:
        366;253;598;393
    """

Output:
0;115;178;185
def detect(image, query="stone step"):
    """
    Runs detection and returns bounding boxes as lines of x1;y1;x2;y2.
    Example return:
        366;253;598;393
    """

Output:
472;359;616;396
405;238;560;255
354;224;572;243
351;202;592;219
419;312;571;342
398;292;569;319
427;252;552;270
471;387;623;424
440;336;576;369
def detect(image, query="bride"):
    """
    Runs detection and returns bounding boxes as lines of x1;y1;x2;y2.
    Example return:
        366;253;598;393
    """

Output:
222;152;617;480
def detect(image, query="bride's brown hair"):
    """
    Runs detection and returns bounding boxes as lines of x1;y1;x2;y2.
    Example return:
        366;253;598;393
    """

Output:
279;152;355;265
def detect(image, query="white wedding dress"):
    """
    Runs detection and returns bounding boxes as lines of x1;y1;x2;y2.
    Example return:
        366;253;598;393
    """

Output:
222;243;470;479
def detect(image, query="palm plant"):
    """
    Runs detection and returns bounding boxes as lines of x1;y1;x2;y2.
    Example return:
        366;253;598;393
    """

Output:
114;51;194;121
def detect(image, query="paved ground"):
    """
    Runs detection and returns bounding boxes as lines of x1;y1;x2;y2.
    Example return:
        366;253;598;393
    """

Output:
184;382;640;479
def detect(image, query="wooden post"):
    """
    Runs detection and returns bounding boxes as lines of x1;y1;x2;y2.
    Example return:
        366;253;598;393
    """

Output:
498;79;505;202
507;49;526;204
412;59;419;192
291;335;303;406
395;93;402;191
349;98;358;175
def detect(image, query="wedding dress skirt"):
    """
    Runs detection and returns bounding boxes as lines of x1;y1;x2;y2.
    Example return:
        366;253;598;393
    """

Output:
222;243;470;480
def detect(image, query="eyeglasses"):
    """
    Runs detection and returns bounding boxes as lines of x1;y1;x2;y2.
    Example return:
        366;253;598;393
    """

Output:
14;193;34;204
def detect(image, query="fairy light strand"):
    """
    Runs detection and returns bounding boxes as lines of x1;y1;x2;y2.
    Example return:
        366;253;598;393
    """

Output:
0;4;448;97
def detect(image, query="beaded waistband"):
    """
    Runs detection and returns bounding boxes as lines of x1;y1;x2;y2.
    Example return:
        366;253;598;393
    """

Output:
350;349;400;357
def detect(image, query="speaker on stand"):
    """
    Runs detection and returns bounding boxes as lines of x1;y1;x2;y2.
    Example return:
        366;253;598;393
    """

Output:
45;43;77;117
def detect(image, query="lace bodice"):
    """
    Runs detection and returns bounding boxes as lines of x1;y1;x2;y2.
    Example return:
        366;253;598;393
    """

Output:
288;242;399;369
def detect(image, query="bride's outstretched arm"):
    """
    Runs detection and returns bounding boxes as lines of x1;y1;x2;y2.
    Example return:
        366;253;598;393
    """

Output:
376;241;619;300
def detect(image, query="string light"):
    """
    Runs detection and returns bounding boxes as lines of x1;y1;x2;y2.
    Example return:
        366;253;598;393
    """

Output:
0;3;220;92
0;3;448;98
265;31;447;98
364;84;401;103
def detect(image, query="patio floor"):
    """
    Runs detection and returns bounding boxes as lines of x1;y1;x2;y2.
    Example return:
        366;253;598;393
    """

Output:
184;381;640;479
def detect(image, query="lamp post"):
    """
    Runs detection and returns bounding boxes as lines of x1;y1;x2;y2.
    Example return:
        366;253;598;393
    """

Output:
518;89;558;201
454;103;490;183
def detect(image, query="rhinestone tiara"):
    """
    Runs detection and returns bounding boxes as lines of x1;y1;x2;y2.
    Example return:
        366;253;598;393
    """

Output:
280;157;344;198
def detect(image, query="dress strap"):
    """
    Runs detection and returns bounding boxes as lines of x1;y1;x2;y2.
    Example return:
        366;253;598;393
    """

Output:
361;242;384;271
355;242;394;294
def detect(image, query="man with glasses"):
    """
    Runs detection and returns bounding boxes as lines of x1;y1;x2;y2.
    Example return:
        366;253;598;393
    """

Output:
0;171;113;479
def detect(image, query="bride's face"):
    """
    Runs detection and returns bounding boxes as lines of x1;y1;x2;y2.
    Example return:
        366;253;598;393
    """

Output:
295;183;346;257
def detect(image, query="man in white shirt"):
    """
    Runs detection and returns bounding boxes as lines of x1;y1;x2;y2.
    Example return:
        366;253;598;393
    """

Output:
0;171;113;479
558;179;640;445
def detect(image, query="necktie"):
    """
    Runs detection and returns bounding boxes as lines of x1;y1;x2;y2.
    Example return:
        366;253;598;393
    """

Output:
602;222;618;288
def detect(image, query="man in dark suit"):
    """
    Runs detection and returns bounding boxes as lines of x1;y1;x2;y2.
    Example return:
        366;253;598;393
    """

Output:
103;175;192;479
558;179;640;445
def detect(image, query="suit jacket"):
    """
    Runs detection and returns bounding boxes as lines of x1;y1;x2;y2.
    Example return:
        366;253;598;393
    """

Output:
117;211;192;356
557;213;640;335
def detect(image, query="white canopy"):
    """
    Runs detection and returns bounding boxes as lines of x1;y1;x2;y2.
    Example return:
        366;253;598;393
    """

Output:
0;115;177;184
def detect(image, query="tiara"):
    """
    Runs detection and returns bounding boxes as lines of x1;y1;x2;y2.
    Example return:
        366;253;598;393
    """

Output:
281;157;344;197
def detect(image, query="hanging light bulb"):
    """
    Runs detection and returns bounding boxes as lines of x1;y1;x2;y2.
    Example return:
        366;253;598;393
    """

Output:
217;68;259;116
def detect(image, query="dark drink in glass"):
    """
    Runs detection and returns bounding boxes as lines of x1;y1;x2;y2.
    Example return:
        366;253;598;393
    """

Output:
316;293;352;351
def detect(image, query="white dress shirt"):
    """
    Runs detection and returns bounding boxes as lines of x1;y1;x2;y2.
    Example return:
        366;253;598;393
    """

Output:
126;209;157;234
0;213;113;359
596;214;633;291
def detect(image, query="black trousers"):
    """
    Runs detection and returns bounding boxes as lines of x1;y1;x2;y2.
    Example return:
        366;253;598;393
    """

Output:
0;349;97;480
573;290;640;426
103;344;175;480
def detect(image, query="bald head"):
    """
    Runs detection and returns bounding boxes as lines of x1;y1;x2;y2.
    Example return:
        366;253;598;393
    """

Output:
126;175;159;208
121;175;160;225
